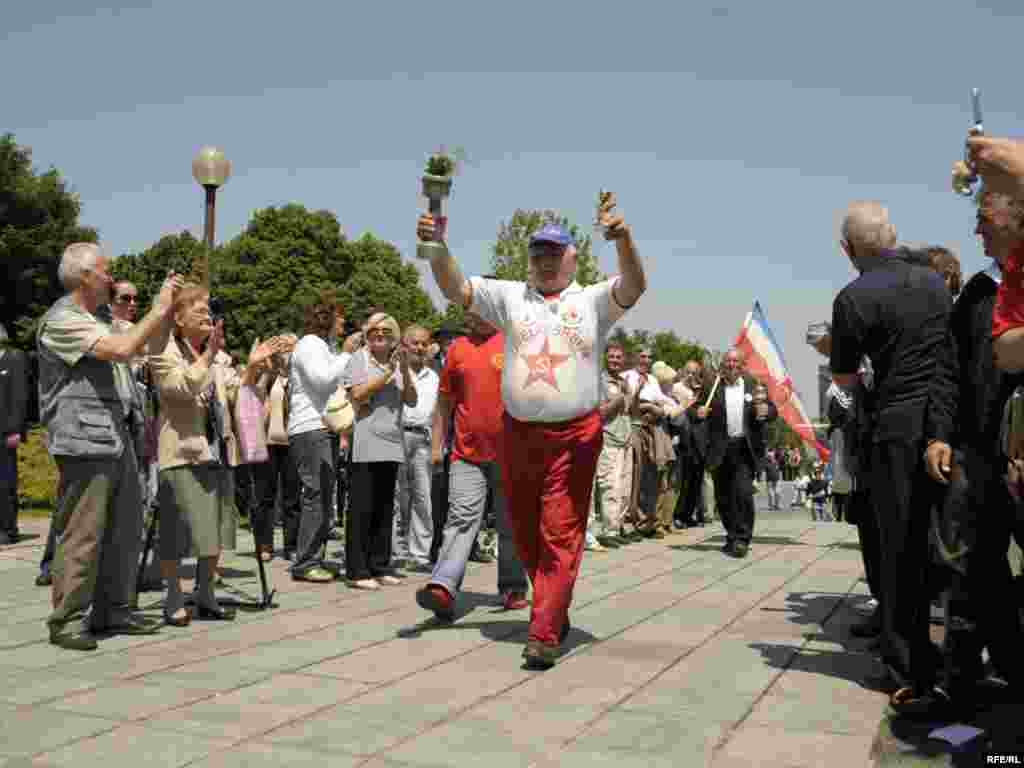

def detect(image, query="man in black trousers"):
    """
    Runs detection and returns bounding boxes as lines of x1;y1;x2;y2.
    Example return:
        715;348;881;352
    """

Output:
830;200;952;712
693;349;776;558
924;187;1024;702
0;325;29;545
675;359;710;527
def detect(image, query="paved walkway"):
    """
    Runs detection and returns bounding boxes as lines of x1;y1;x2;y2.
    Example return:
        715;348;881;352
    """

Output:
0;511;890;767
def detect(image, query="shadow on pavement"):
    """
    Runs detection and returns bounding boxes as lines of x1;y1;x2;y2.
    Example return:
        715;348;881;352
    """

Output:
749;590;885;687
395;589;596;652
672;535;808;553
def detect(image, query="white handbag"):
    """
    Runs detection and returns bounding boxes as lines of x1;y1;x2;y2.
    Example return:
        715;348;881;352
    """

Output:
323;384;355;434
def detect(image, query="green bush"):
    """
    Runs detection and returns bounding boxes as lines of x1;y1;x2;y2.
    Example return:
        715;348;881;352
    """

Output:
17;427;58;516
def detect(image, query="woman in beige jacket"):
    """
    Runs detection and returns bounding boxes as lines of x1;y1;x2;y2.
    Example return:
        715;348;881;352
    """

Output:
149;285;282;625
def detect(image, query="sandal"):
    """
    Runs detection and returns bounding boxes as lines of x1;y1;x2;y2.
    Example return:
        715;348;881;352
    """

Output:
889;686;953;720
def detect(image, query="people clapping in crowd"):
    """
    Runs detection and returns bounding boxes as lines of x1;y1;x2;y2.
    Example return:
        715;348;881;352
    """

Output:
343;312;417;589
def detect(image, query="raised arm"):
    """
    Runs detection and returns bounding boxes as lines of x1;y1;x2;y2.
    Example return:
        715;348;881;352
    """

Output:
597;194;646;309
92;273;182;363
417;214;472;308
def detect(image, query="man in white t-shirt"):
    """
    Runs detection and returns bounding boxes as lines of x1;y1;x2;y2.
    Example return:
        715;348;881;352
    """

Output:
393;325;440;569
418;194;646;669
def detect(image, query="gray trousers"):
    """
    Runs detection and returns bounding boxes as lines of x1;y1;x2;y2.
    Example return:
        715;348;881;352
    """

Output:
48;439;142;636
393;429;433;564
290;429;338;575
430;459;527;598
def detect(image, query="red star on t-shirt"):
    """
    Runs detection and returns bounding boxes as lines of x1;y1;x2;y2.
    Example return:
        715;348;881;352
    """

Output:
521;337;570;391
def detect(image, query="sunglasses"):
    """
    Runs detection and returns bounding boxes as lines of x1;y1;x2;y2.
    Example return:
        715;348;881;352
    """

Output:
115;295;138;304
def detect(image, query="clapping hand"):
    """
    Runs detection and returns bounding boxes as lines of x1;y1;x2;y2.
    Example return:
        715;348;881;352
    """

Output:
155;271;184;313
248;336;290;369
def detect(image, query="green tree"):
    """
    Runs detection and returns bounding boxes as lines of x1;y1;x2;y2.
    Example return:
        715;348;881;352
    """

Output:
112;206;439;361
490;209;604;285
334;233;439;331
0;134;98;346
112;231;206;313
607;327;710;371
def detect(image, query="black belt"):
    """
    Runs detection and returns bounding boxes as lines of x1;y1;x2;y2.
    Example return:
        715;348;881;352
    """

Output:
404;425;429;435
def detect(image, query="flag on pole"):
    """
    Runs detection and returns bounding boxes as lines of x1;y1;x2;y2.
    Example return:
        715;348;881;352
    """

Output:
733;302;830;461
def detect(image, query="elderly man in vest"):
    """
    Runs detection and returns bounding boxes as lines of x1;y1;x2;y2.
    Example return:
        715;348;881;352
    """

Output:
419;193;646;669
37;242;181;650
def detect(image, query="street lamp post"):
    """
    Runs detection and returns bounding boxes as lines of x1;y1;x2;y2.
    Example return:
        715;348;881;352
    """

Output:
190;146;231;286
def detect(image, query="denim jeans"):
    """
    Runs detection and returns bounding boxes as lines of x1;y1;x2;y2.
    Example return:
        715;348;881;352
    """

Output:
430;459;526;598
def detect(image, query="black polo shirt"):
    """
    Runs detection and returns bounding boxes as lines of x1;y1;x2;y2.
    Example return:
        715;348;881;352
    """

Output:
830;254;952;442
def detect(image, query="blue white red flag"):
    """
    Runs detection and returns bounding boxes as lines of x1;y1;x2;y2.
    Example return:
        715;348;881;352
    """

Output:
733;302;830;461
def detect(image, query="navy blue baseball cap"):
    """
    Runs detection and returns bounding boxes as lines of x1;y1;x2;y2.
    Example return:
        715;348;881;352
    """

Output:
529;223;575;248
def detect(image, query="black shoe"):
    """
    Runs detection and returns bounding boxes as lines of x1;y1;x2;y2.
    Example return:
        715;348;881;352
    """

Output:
722;541;734;554
851;609;882;638
596;536;621;549
195;604;236;621
35;571;52;587
0;531;11;546
523;640;558;669
50;632;98;651
96;616;162;636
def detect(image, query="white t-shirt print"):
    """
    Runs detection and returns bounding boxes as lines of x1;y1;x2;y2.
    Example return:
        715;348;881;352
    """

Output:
469;276;628;423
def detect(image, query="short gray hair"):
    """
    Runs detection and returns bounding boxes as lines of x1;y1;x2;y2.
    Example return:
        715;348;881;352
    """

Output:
58;242;103;291
840;201;897;256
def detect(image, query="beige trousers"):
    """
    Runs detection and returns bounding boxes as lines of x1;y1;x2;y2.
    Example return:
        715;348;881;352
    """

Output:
591;443;633;534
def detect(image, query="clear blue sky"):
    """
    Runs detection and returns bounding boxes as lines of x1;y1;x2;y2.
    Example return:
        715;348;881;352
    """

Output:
5;1;1022;415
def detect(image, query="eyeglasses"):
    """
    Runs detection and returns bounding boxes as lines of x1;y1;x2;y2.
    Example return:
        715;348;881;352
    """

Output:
115;295;138;305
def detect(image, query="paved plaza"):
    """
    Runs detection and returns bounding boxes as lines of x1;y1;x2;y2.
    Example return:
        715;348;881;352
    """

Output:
0;507;891;768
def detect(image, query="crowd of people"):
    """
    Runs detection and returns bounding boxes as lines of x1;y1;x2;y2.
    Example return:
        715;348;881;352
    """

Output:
1;190;785;672
5;132;1024;705
800;132;1024;720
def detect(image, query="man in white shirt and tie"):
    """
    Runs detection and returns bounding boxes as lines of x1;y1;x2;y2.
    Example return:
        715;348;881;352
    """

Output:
693;349;776;557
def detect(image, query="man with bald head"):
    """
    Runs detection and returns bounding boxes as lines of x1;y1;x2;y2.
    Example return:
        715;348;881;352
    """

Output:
830;201;952;708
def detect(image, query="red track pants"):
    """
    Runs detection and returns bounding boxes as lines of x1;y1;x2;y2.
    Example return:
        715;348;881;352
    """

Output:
500;409;603;645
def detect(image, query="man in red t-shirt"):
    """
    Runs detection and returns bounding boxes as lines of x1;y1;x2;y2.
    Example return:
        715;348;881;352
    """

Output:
416;312;529;621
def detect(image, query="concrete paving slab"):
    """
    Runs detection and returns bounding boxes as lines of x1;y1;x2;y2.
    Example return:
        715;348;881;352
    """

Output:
30;724;236;768
0;512;891;766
